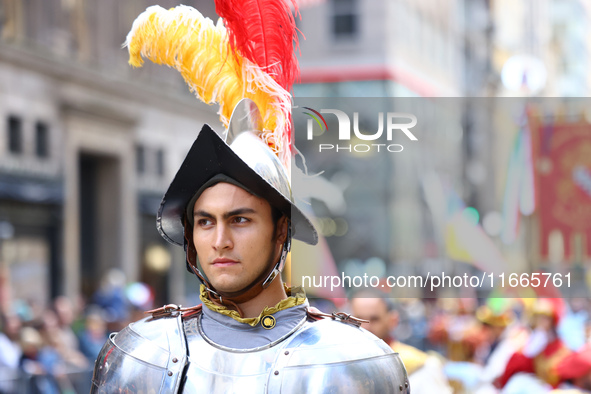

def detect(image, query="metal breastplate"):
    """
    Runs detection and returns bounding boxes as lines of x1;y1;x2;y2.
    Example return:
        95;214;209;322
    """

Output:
91;311;410;393
182;313;410;393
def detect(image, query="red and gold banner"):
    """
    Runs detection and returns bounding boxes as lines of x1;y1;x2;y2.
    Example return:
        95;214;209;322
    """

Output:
529;112;591;260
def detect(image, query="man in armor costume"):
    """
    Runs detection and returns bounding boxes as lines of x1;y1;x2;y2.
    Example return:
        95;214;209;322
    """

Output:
91;2;409;393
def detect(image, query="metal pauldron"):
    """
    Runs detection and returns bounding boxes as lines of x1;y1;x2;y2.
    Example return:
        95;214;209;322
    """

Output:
90;312;187;393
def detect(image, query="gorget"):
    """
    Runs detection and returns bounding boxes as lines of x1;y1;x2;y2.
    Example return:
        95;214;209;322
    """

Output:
196;299;309;350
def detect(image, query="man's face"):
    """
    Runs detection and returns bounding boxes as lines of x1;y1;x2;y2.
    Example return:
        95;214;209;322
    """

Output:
192;182;286;293
533;314;554;331
350;297;397;342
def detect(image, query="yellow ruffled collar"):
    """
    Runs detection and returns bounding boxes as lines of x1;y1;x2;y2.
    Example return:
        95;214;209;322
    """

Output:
199;284;306;327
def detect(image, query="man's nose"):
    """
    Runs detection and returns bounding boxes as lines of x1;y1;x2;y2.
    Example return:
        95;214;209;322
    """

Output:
213;224;233;250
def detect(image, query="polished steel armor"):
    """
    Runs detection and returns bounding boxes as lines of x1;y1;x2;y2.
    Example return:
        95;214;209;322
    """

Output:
91;313;410;393
91;312;187;393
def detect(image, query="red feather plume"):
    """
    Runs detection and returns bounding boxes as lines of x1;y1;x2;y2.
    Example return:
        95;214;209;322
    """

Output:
214;0;300;91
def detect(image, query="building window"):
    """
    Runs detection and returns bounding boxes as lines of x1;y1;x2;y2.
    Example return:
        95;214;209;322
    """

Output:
8;115;22;154
156;148;165;176
136;145;145;174
35;121;49;158
332;0;358;38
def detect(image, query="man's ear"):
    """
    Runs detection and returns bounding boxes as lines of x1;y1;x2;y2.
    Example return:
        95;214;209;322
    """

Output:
388;311;399;331
276;215;289;245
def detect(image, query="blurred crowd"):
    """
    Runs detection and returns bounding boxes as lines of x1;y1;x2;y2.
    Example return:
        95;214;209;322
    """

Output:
0;269;148;394
3;272;591;393
334;292;591;394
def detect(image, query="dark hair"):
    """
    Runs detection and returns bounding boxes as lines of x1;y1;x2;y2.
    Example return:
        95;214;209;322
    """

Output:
271;206;284;225
270;206;290;241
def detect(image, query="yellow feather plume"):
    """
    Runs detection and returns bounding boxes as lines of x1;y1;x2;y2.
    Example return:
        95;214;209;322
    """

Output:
125;5;292;167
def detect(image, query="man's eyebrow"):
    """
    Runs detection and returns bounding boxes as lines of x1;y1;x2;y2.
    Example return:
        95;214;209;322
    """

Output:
194;210;214;219
224;208;256;220
194;208;257;220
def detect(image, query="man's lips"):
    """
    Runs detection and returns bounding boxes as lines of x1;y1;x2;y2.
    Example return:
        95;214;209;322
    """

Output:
211;258;239;267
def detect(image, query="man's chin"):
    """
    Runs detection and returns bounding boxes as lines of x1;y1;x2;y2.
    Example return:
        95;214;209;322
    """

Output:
206;269;271;295
210;278;248;294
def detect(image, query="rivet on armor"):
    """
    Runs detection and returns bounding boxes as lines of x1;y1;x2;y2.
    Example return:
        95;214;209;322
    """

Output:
274;371;279;376
168;371;173;377
284;351;289;355
405;382;408;388
399;385;403;391
173;358;178;363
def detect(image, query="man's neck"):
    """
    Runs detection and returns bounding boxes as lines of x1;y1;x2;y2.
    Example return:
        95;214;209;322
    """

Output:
235;277;288;318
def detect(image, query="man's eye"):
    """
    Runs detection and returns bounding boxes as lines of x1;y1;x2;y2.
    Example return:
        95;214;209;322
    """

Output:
197;218;213;226
233;217;249;224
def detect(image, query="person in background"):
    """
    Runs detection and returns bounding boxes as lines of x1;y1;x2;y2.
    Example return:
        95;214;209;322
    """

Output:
92;269;129;331
0;313;22;392
54;297;80;350
428;298;481;363
40;309;88;372
497;298;571;390
447;303;528;394
19;326;61;394
350;290;452;394
78;309;108;363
